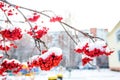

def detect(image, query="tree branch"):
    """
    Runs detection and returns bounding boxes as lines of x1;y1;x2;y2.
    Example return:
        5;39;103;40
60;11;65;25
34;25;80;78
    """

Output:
1;0;104;42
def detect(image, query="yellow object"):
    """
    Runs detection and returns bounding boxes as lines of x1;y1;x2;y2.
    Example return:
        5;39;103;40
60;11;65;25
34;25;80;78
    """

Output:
57;73;63;77
48;76;57;80
25;73;32;76
22;64;28;69
25;72;34;76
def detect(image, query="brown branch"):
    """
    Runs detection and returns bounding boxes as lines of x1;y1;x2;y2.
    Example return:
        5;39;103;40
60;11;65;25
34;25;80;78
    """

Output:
0;19;25;23
88;62;100;71
74;31;81;43
3;11;14;26
16;9;47;53
3;38;10;58
59;22;77;45
1;0;104;46
61;21;104;41
1;0;104;42
1;0;51;18
35;40;42;54
16;9;48;51
39;39;48;49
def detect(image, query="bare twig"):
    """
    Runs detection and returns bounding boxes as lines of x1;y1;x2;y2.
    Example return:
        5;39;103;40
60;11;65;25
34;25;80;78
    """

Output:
61;21;104;41
3;11;14;26
59;22;77;45
0;0;105;54
0;19;25;23
3;38;10;58
74;31;80;43
16;8;48;53
88;62;100;71
39;39;48;49
1;0;104;42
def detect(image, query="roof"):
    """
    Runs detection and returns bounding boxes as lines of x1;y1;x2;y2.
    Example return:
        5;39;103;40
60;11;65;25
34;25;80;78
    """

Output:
108;21;120;36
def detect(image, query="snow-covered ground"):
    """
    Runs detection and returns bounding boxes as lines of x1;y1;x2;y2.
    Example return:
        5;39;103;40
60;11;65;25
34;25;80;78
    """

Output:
63;69;120;80
0;69;120;80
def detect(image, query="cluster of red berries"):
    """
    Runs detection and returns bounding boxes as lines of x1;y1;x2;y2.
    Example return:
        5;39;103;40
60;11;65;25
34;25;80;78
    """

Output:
27;26;49;39
0;45;10;51
50;16;63;22
28;48;63;71
28;13;40;22
0;59;22;75
75;41;114;65
0;1;19;16
0;28;22;41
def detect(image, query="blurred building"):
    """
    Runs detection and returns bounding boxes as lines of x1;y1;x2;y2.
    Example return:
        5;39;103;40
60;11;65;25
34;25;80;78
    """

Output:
42;28;109;69
107;21;120;71
42;31;81;68
78;28;109;68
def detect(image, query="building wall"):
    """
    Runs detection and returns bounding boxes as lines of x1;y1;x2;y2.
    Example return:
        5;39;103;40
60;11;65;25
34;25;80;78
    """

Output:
107;22;120;71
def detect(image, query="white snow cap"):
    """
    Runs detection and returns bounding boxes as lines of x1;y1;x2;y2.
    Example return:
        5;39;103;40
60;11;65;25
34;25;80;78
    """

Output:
75;41;88;49
105;46;112;53
48;47;62;56
40;47;62;59
0;54;3;57
89;41;106;51
29;47;62;61
28;55;39;63
0;41;11;47
2;59;21;64
76;40;107;51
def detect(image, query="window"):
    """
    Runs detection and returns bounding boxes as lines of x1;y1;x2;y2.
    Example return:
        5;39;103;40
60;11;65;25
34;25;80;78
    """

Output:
118;50;120;61
117;34;120;41
116;30;120;41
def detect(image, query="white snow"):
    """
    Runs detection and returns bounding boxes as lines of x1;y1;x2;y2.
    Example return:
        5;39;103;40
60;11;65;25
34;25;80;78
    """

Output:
75;41;109;52
29;47;62;60
47;47;62;56
0;69;120;80
75;41;88;49
2;59;21;64
39;47;62;59
0;54;3;58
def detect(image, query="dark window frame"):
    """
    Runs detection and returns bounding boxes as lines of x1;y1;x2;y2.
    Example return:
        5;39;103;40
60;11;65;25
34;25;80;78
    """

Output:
118;50;120;61
116;30;120;41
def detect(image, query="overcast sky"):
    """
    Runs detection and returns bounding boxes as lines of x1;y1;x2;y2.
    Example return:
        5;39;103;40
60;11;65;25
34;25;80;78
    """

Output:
9;0;120;32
